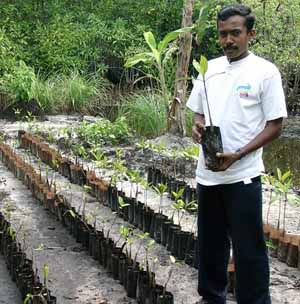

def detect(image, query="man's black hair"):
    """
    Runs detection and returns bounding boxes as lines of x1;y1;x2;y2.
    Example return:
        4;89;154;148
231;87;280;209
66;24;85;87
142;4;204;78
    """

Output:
217;4;255;31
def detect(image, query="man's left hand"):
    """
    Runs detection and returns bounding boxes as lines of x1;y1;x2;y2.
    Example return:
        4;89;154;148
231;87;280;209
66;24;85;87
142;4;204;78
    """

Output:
214;151;241;171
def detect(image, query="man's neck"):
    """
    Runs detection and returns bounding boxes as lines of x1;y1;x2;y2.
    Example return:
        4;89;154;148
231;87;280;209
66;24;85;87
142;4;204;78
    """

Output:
228;51;249;63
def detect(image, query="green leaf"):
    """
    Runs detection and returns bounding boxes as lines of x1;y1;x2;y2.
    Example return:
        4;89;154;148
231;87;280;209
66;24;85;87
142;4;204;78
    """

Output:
158;26;193;52
199;56;208;77
44;263;49;281
147;239;155;248
192;59;201;75
281;170;291;182
144;32;157;52
276;168;282;181
124;52;154;68
144;32;161;64
170;255;176;264
65;209;76;218
24;294;33;304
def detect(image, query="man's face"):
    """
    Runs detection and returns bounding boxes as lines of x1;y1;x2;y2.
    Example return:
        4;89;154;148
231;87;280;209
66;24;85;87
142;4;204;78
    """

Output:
218;15;255;60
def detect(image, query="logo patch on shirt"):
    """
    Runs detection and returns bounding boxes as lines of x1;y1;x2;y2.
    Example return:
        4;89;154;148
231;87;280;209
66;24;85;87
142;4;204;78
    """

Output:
236;83;251;98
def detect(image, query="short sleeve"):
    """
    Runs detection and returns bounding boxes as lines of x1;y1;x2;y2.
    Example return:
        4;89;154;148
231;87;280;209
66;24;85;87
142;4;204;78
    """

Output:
186;76;204;114
261;69;288;121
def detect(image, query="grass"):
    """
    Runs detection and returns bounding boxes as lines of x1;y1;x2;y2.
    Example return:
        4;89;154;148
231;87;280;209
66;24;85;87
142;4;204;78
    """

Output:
118;91;167;137
31;75;56;112
30;72;111;114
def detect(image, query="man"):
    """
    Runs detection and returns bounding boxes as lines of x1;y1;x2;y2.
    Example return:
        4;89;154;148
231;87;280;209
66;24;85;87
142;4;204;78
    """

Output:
187;4;287;304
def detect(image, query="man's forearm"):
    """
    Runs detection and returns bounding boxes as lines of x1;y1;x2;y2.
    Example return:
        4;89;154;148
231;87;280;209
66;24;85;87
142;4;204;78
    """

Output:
237;118;283;158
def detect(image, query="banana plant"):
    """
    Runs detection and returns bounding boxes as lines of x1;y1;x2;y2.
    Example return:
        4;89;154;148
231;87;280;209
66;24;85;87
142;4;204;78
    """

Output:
125;26;194;112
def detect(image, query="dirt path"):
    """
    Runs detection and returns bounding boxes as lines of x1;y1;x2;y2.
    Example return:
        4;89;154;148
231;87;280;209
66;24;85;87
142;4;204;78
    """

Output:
0;163;136;304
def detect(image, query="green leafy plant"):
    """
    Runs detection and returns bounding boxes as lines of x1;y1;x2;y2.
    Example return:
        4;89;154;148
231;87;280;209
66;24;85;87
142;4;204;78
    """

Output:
127;170;141;199
273;169;299;233
182;144;200;161
72;116;132;146
133;232;150;268
1;60;36;104
118;224;133;254
140;178;151;208
153;183;168;214
106;196;129;239
125;26;194;113
192;55;213;126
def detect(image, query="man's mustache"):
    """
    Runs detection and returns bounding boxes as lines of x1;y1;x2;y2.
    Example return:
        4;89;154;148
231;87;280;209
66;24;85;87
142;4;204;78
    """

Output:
223;45;239;51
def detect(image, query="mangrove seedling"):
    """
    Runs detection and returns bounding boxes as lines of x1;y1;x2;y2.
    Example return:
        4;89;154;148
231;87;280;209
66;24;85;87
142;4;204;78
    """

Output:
106;196;129;240
140;178;151;208
171;187;185;226
133;232;150;268
153;183;168;214
162;256;182;297
193;55;224;170
127;170;141;200
117;225;133;255
262;173;277;225
144;239;156;288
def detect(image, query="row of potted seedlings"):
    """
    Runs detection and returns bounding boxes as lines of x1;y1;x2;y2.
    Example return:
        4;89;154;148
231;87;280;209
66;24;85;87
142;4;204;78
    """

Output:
264;223;300;269
149;161;300;272
18;131;200;267
17;131;236;293
0;212;56;303
0;140;174;304
147;166;197;205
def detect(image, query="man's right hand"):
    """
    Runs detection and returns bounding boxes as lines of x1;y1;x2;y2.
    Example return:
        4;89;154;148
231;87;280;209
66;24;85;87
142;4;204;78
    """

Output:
192;121;205;144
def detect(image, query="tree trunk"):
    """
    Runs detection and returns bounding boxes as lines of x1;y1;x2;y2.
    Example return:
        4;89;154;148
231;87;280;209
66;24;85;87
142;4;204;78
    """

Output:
168;0;194;136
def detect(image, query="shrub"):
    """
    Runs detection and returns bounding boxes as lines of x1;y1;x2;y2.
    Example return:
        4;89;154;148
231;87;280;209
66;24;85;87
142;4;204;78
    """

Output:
1;60;36;103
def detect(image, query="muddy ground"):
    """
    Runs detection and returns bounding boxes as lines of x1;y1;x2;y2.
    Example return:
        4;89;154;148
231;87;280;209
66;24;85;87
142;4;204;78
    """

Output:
0;116;300;304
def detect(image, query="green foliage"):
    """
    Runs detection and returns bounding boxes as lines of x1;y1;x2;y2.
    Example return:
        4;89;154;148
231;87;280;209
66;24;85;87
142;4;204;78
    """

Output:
55;72;97;112
74;116;132;146
246;0;300;106
1;0;299;114
185;108;194;136
125;26;194;110
0;29;18;75
1;60;36;103
182;144;200;161
193;56;208;78
118;92;167;137
0;1;183;77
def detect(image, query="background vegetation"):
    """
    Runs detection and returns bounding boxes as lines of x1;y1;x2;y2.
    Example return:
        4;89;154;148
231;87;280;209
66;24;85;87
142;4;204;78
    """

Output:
0;0;299;136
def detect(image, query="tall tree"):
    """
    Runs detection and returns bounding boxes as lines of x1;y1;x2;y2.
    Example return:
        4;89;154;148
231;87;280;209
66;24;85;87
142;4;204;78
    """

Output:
168;0;195;136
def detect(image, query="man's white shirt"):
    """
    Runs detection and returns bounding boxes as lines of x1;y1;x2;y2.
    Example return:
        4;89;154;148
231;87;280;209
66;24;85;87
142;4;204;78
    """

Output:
186;53;287;185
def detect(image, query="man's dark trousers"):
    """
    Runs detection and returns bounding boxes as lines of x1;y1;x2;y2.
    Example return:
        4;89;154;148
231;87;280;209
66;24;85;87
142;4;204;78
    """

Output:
197;176;271;304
